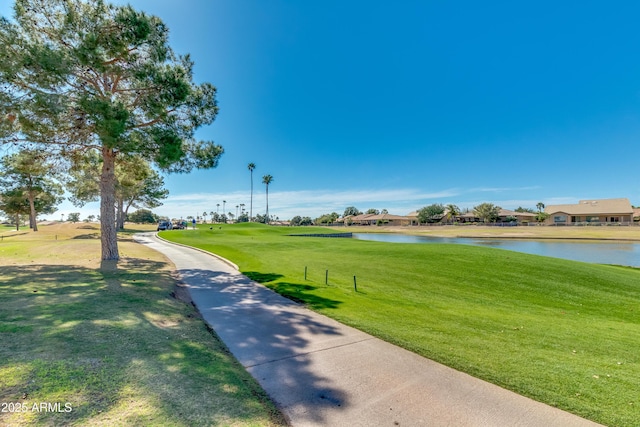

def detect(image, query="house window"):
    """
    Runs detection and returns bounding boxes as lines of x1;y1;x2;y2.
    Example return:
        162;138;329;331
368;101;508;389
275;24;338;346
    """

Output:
554;215;567;223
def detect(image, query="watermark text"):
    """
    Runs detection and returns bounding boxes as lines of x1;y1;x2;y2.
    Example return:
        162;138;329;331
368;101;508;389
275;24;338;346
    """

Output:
1;402;72;413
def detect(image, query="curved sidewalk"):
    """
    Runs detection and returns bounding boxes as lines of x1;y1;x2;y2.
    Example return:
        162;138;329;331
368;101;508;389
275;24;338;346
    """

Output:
134;232;602;427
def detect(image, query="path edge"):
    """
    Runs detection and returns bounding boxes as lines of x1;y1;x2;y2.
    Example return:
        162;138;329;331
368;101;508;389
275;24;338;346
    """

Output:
154;232;240;270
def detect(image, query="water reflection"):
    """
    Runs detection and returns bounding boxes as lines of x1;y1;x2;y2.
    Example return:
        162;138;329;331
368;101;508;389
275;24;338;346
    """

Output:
352;233;640;267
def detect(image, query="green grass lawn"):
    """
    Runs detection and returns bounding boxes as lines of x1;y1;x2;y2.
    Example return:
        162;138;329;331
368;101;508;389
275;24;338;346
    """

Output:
0;223;286;426
163;222;640;426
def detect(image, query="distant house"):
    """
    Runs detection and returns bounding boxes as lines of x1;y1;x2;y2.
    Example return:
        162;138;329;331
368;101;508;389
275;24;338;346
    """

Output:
457;212;480;223
408;209;478;223
367;213;412;226
349;213;411;226
544;198;634;225
406;209;448;224
406;211;419;225
348;213;377;225
498;209;537;223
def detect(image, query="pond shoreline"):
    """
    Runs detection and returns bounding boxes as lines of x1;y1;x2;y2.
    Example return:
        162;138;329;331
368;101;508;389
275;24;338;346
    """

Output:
335;225;640;242
352;231;640;267
452;235;640;242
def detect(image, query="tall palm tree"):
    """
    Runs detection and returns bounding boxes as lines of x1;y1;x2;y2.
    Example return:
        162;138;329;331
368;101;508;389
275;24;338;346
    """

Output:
262;174;273;223
202;211;208;223
248;163;256;221
222;200;226;217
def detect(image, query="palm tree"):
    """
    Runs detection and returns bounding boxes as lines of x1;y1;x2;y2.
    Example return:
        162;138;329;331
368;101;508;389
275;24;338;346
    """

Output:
536;202;545;213
216;203;220;215
248;163;256;221
202;211;208;223
262;174;273;223
474;202;500;223
445;204;460;224
222;200;226;217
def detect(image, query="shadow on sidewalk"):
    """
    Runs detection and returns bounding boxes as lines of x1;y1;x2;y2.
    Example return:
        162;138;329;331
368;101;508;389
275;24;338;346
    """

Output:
178;267;350;425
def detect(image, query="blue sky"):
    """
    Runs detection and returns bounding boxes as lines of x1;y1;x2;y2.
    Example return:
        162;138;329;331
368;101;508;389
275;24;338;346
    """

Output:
4;1;640;220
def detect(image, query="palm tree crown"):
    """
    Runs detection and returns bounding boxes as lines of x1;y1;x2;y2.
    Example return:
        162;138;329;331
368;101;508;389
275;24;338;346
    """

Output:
445;204;460;224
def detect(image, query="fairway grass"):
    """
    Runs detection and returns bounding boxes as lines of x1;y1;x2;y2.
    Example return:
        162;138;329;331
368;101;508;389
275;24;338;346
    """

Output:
0;223;285;426
164;223;640;427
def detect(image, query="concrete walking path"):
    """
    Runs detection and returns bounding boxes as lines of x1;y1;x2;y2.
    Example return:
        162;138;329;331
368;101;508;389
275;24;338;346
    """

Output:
134;232;602;427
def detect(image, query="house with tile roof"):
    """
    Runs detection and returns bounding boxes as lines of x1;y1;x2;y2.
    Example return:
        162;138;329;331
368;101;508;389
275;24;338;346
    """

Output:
544;198;634;225
346;213;412;226
498;209;537;223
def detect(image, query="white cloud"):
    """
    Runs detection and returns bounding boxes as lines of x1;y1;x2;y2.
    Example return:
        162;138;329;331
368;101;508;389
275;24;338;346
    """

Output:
465;185;542;193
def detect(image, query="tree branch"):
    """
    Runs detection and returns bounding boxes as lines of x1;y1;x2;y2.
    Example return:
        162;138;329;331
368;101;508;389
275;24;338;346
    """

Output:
135;109;176;128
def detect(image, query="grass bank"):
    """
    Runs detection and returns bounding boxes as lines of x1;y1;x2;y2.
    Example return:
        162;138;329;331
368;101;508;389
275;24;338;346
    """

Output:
163;223;640;427
0;223;286;426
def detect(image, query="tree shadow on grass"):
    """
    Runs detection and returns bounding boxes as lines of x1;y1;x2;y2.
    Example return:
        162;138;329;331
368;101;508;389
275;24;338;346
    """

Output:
242;271;342;310
269;282;343;309
243;271;283;283
72;232;100;239
0;231;28;239
0;262;284;426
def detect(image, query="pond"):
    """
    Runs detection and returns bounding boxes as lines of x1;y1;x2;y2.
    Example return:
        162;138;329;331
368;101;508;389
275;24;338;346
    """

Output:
352;233;640;267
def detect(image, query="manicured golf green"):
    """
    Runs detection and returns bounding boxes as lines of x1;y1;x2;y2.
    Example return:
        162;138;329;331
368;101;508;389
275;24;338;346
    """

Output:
0;223;285;426
164;222;640;426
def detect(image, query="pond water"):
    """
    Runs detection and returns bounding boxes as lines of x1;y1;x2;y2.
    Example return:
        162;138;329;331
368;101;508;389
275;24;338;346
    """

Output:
352;233;640;267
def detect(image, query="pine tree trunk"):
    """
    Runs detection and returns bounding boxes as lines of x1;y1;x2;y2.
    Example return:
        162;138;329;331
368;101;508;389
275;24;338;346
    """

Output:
100;148;119;260
122;198;135;230
116;198;124;230
28;191;38;231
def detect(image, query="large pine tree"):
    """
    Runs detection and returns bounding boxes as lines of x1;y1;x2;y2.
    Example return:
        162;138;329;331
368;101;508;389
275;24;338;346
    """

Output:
0;0;223;260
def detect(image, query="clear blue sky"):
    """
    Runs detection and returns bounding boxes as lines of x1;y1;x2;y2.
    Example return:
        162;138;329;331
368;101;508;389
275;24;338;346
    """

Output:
4;1;640;220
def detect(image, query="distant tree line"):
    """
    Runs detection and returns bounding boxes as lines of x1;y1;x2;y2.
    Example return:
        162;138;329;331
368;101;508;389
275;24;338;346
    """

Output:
279;201;551;226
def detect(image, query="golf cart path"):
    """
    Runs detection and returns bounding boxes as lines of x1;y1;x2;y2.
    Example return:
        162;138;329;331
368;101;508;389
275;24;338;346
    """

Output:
134;232;602;427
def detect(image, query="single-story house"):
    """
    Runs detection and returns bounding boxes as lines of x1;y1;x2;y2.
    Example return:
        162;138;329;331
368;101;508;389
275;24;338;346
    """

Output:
406;210;448;224
457;212;480;223
544;198;634;225
406;211;419;225
498;209;537;223
346;213;377;225
366;213;412;226
348;213;411;226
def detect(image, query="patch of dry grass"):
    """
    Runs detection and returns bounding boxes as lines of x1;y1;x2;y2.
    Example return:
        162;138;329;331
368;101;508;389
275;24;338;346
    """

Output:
0;223;286;426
